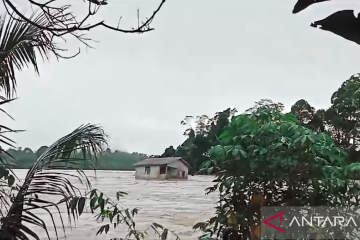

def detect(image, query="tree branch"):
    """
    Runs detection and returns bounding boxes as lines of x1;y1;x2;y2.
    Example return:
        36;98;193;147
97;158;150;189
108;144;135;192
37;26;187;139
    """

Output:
1;0;166;58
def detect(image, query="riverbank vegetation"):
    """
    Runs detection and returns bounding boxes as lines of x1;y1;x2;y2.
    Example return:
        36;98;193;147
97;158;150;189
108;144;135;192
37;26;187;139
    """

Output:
169;74;360;176
5;147;147;170
193;100;360;239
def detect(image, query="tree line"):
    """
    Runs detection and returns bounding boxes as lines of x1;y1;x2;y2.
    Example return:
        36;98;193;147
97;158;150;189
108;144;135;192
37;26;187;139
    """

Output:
6;146;148;170
195;86;360;239
155;74;360;174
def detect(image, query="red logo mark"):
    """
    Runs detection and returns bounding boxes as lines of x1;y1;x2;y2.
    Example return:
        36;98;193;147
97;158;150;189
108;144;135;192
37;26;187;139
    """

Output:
263;211;285;233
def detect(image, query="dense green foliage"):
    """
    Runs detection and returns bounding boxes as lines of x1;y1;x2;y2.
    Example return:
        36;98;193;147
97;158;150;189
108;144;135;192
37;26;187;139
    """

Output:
174;108;238;172
174;100;290;173
290;74;360;167
172;74;360;176
195;104;360;239
6;147;147;170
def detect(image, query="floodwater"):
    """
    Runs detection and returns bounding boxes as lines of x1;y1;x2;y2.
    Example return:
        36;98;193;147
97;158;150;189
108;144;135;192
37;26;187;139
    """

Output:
11;169;217;240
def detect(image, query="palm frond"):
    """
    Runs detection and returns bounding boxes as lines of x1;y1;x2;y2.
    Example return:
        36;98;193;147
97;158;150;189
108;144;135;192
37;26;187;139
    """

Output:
0;12;57;98
0;97;23;222
0;124;108;240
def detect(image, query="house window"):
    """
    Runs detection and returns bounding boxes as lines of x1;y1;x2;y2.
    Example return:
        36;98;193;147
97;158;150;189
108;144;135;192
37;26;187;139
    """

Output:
145;167;150;174
180;171;185;177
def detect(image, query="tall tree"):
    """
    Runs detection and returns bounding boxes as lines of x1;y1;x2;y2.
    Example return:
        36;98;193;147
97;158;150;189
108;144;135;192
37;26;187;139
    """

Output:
291;99;325;133
176;108;237;172
324;74;360;162
246;99;284;113
196;105;360;239
161;146;176;158
176;115;211;170
290;74;360;164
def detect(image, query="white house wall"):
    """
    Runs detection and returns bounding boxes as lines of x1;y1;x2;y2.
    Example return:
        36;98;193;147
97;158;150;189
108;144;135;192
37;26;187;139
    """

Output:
176;160;188;171
176;160;189;179
134;159;189;180
135;166;160;179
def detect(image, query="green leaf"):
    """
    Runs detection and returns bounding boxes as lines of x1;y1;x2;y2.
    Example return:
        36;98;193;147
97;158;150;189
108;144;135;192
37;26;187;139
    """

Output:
208;145;225;156
153;222;164;229
7;174;15;187
90;189;97;199
100;198;105;212
217;214;226;223
69;197;79;211
201;160;212;169
232;148;239;156
284;112;298;122
193;222;206;230
207;167;213;174
96;225;105;235
221;134;233;144
161;229;168;240
225;146;233;155
78;197;86;216
90;197;97;212
99;191;103;199
116;191;128;200
259;148;267;154
249;160;257;169
240;150;247;157
125;208;132;220
242;121;256;133
307;134;316;143
131;207;139;216
293;135;301;144
104;224;110;234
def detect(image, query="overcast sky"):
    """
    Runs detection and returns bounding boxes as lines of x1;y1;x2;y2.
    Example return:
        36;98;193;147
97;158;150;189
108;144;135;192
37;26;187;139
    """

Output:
2;0;360;155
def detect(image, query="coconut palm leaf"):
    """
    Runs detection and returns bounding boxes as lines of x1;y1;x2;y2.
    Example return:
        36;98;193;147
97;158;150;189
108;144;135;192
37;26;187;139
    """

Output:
0;124;108;240
0;97;24;219
0;12;56;98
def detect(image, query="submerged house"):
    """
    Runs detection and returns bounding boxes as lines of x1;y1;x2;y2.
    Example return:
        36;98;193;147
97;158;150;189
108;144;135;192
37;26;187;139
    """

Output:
133;157;190;180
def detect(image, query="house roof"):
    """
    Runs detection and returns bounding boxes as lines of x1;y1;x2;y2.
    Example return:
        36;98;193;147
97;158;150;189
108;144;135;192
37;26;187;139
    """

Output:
133;157;191;168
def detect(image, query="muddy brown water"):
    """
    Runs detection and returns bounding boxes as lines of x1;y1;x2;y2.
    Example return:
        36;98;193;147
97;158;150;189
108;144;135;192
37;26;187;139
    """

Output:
10;169;217;240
